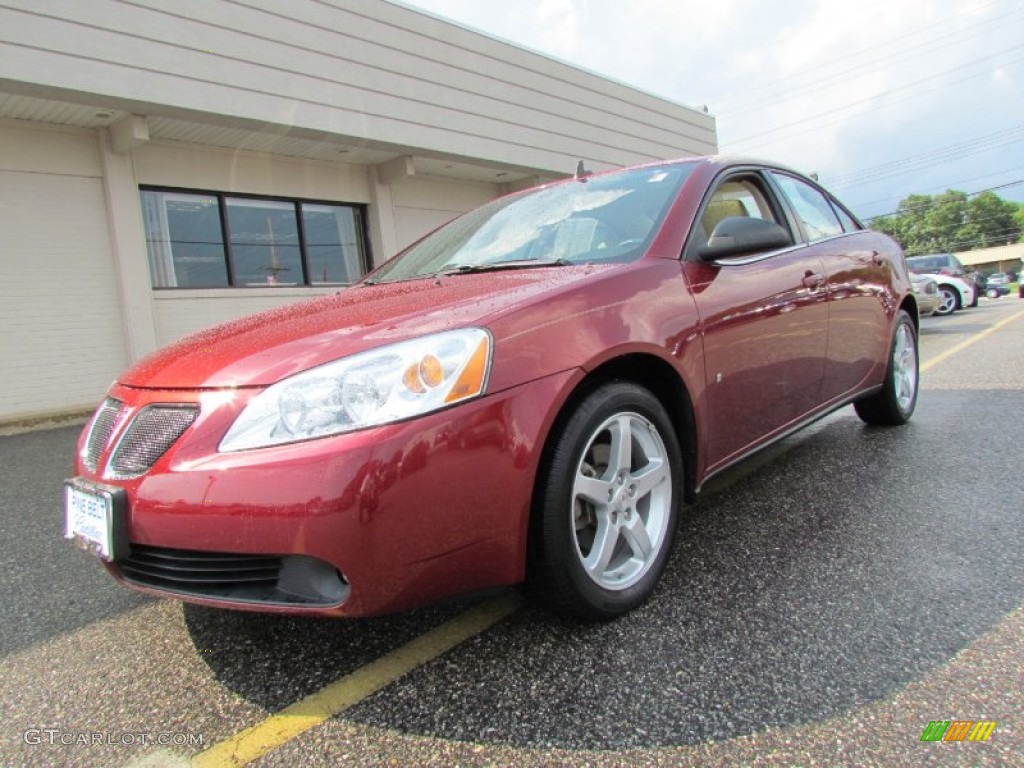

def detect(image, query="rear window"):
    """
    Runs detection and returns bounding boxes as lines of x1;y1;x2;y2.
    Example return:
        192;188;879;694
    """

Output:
906;254;963;272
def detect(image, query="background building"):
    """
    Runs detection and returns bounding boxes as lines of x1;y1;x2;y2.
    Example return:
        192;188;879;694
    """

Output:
955;243;1024;276
0;0;716;423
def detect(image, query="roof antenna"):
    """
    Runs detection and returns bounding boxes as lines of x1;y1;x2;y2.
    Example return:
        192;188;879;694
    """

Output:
574;160;592;181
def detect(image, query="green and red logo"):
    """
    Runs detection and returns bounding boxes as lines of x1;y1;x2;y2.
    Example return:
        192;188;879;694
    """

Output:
920;720;996;742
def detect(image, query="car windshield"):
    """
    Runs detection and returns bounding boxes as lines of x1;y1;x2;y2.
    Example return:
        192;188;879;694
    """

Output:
365;163;693;284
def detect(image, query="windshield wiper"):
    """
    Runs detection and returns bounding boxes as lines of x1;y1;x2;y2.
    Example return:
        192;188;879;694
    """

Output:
363;259;572;286
433;258;572;277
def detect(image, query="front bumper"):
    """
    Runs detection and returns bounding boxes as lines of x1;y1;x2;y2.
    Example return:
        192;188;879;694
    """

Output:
72;370;574;616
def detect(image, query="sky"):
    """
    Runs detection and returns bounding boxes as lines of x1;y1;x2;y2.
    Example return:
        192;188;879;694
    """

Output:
398;0;1024;224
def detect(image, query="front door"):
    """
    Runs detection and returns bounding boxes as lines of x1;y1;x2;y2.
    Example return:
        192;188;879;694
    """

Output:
684;173;829;473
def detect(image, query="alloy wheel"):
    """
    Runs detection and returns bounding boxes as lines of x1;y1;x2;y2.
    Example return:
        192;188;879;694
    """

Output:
570;412;672;591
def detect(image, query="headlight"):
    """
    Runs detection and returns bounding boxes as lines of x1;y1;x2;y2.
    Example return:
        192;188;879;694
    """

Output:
219;328;492;451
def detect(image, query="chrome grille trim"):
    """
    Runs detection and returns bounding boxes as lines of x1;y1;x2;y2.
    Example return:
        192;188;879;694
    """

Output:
83;398;122;472
108;405;198;478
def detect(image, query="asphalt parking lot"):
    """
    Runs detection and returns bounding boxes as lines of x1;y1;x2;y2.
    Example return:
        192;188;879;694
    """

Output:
1;297;1022;768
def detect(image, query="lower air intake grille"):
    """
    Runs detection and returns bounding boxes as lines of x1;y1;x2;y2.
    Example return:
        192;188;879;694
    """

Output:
118;545;347;606
120;545;282;598
110;405;198;477
84;398;122;472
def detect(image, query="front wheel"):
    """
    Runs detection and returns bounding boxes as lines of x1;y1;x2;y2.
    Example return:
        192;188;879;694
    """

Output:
934;285;958;316
854;310;919;426
531;382;682;620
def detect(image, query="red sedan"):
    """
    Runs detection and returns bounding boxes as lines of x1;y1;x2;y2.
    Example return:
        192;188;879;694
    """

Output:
65;157;919;620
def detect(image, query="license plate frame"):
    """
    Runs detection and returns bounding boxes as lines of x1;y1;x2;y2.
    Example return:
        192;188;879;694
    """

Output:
64;478;128;562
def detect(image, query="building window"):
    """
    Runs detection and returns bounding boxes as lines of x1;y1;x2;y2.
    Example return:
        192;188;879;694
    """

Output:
140;188;369;289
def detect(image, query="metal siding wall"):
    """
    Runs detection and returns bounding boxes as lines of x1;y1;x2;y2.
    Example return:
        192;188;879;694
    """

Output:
0;124;128;420
0;0;716;173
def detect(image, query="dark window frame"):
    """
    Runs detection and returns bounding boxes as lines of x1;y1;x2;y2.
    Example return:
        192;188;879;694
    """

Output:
140;185;371;289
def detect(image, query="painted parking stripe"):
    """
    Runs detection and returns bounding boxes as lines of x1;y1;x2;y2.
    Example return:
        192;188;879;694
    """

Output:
920;309;1024;372
191;592;522;768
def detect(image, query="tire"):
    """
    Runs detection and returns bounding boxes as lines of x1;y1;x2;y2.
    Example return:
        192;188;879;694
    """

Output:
854;310;919;426
934;285;958;316
986;288;1000;299
531;382;682;620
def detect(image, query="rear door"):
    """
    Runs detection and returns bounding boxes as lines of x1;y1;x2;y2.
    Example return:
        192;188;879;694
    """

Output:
768;172;892;401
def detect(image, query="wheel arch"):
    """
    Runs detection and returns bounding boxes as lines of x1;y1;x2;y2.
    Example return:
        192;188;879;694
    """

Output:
525;353;698;575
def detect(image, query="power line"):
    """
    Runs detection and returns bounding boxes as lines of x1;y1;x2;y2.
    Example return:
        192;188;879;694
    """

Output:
843;163;1024;212
862;179;1024;222
902;227;1021;254
714;0;1008;107
726;44;1024;147
827;124;1024;189
719;4;1024;119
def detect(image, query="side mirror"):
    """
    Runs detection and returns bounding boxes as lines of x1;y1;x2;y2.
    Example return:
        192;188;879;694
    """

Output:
699;216;792;261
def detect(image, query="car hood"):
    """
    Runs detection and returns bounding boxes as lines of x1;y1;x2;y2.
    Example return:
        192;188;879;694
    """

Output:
121;266;614;389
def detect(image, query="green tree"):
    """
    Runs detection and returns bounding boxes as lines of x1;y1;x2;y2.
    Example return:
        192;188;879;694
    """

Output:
871;189;1021;255
964;191;1019;249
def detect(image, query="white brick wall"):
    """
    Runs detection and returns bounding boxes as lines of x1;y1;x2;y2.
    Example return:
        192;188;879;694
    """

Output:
0;0;716;174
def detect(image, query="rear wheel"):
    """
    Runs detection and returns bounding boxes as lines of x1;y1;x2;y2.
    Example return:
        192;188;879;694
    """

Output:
854;310;918;426
531;382;682;620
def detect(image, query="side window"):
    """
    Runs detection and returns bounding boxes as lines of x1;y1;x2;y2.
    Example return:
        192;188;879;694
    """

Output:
831;201;860;233
699;178;778;242
771;173;843;242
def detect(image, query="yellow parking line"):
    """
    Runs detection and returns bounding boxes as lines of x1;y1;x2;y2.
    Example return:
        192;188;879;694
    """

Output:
920;309;1024;373
191;592;522;768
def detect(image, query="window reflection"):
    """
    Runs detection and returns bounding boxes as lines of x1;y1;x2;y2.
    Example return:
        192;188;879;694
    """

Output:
141;191;228;288
227;198;303;286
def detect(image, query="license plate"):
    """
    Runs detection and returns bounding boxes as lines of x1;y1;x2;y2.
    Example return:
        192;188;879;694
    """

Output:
64;480;125;561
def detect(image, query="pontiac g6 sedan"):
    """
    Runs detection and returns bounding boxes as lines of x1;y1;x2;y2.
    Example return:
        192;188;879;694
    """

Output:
66;157;919;620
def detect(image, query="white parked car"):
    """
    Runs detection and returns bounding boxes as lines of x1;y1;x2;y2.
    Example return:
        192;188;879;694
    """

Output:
929;273;975;316
906;253;979;312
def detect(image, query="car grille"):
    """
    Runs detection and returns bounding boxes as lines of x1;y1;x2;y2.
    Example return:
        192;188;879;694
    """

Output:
83;398;123;472
117;545;347;606
109;405;198;478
